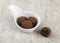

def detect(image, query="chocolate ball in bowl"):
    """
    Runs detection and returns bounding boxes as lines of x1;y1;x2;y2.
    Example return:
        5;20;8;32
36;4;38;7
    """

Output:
21;20;33;29
17;16;27;26
28;17;37;27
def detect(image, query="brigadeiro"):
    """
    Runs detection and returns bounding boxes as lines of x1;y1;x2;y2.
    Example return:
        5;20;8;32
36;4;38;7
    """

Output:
28;17;37;27
17;16;27;26
40;27;51;37
21;20;33;29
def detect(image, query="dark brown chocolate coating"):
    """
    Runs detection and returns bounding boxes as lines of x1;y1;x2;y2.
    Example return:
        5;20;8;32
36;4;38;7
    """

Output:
21;20;33;29
28;17;37;27
40;27;51;37
17;16;27;26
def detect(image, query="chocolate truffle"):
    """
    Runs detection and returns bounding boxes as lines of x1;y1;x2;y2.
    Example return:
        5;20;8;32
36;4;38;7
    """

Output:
28;17;37;27
40;27;51;37
17;16;27;25
21;20;33;29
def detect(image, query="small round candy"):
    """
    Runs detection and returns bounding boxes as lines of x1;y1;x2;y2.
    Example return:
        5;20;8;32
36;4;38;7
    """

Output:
21;20;33;29
40;27;51;37
17;16;27;25
28;17;37;27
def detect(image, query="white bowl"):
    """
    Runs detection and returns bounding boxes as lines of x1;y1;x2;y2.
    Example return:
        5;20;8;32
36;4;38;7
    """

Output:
8;5;41;33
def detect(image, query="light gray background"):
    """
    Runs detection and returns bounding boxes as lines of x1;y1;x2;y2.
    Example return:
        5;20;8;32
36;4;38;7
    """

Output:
0;0;60;43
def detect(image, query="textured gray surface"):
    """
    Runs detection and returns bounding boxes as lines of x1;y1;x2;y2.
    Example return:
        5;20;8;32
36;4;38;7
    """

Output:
0;0;60;43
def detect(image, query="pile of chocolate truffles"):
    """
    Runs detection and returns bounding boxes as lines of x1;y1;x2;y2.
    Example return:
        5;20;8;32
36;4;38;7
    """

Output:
17;16;37;29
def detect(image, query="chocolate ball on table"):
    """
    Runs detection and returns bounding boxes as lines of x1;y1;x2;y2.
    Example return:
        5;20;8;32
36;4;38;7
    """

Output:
21;20;33;29
40;27;51;37
28;17;37;27
17;16;27;26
